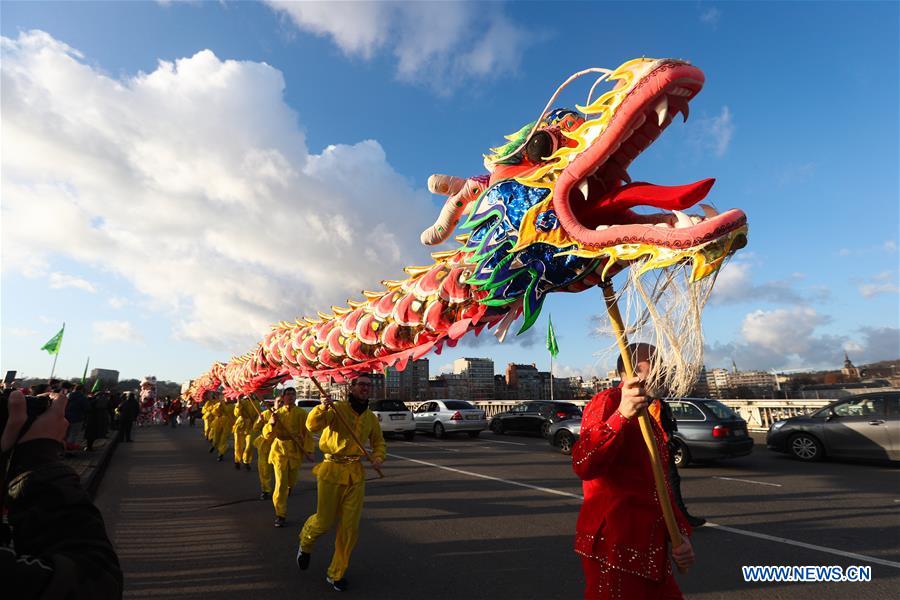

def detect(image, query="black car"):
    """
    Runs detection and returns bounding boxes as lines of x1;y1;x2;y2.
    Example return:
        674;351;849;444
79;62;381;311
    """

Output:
766;392;899;462
490;401;582;437
665;398;753;467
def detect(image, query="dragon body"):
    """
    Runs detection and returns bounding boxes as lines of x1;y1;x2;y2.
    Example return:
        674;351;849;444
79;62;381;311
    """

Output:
188;58;747;401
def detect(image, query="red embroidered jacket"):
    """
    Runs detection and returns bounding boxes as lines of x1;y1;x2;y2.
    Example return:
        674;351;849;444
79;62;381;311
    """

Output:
572;387;691;582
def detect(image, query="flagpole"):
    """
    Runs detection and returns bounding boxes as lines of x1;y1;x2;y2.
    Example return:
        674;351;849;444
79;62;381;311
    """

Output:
549;354;554;401
48;321;65;380
49;352;59;381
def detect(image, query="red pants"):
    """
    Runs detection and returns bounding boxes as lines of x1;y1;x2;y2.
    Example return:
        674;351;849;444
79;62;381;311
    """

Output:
581;558;683;600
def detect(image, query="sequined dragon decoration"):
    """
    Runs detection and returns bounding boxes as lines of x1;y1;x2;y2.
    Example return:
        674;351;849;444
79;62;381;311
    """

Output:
187;58;747;401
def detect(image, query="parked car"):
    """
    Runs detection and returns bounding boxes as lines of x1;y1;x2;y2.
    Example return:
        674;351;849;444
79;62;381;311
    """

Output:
766;392;900;462
667;398;753;466
548;418;581;454
546;398;753;464
370;399;416;440
490;401;583;437
295;399;320;410
413;399;487;438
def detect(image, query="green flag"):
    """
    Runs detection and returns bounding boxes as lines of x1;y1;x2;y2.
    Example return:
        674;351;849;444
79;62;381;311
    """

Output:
41;324;65;355
91;378;101;393
546;315;559;359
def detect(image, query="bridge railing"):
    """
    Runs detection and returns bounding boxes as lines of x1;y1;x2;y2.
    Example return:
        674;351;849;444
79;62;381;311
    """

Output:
405;398;839;431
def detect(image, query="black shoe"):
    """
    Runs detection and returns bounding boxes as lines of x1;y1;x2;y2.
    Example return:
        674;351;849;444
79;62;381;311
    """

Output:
326;576;348;592
217;454;224;462
234;462;241;470
245;463;252;471
274;516;286;528
686;514;707;528
296;548;310;570
288;486;292;496
208;446;215;453
259;491;271;501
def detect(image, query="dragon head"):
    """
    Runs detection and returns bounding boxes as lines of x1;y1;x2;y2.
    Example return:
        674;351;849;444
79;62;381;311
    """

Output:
457;58;747;332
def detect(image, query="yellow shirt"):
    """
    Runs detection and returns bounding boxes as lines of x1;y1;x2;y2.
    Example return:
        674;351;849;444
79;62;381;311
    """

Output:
306;401;386;485
264;405;314;460
233;398;258;434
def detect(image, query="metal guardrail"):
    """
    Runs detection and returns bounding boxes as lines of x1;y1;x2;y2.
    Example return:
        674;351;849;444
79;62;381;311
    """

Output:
406;398;843;432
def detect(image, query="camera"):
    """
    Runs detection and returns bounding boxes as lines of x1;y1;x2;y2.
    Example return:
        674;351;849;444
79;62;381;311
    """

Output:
0;388;51;441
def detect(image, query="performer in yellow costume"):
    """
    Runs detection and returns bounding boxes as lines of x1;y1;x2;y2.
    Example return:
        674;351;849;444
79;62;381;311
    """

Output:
253;396;276;500
296;375;385;592
202;391;221;453
262;386;314;527
214;396;236;462
232;395;257;471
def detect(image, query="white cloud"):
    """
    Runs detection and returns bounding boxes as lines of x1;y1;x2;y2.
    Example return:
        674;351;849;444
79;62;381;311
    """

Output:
264;1;530;89
690;106;734;157
93;320;144;343
856;270;900;298
1;31;436;351
9;327;38;337
699;7;722;28
741;307;829;355
885;240;897;252
48;272;97;293
108;296;128;309
859;283;900;298
706;308;898;370
710;259;827;305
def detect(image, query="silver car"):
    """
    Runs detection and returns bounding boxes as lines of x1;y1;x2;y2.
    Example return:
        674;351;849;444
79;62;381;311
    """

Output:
413;399;487;438
548;418;581;454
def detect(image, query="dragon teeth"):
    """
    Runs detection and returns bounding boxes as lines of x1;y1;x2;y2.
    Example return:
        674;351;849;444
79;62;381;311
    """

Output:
654;95;669;126
595;225;610;231
578;179;590;200
700;203;719;218
672;210;693;228
655;222;672;228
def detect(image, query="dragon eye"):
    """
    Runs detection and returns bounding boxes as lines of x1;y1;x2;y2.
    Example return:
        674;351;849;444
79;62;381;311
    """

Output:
525;130;556;162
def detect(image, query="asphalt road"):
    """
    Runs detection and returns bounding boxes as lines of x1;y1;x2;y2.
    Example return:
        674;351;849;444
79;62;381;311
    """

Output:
93;424;900;599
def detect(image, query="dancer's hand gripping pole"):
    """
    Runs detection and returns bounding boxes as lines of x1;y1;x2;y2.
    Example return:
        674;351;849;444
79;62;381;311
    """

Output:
601;282;687;572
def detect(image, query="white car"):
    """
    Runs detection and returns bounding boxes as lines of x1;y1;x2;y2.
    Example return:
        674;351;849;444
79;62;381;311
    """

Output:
370;399;416;440
413;399;487;438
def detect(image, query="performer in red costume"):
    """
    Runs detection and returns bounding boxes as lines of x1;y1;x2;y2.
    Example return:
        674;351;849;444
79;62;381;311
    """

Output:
573;342;695;599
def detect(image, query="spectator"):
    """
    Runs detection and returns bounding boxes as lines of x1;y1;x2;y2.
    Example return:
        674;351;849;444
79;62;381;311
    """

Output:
64;384;90;452
117;392;139;443
1;388;123;598
83;392;103;452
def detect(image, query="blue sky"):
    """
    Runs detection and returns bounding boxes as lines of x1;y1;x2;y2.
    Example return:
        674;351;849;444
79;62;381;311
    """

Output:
1;1;897;383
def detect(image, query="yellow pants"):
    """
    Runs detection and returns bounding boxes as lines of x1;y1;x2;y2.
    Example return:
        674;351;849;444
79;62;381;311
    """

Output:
271;455;300;518
214;425;231;456
233;431;253;464
256;440;274;493
299;476;365;580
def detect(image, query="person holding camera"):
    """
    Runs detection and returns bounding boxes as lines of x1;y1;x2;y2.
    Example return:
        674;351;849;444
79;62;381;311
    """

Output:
1;388;123;599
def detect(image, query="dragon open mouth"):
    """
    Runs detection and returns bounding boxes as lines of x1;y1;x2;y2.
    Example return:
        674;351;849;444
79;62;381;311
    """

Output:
554;60;747;250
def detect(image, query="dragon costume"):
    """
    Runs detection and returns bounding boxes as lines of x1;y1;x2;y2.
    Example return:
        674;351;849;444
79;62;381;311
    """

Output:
187;57;747;402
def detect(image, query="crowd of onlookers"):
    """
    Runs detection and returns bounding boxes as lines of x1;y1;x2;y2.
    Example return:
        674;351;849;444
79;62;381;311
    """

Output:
0;379;202;452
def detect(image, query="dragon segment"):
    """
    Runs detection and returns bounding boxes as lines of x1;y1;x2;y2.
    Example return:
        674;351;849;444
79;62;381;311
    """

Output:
188;57;747;402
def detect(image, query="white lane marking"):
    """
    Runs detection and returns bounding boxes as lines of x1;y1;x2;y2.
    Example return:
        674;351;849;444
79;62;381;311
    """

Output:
705;522;900;570
480;438;527;446
712;476;783;488
386;452;583;500
400;441;461;453
389;452;900;570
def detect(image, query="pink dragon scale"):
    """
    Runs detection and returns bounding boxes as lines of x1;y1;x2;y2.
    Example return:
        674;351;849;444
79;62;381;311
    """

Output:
187;58;748;402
